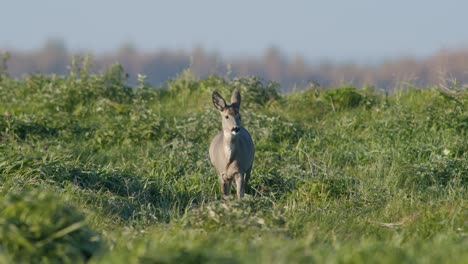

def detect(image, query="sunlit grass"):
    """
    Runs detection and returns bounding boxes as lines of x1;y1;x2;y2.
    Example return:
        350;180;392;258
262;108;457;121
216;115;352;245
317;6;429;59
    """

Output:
0;65;466;263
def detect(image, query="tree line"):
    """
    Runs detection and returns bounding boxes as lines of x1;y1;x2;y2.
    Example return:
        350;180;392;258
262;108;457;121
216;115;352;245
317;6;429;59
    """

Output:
2;40;468;91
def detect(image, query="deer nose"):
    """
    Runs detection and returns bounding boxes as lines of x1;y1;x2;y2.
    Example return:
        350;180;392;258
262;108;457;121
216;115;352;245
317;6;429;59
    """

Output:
231;127;240;134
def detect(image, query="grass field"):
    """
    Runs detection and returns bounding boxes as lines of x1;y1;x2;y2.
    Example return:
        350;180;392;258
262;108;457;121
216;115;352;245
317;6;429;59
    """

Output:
0;62;467;263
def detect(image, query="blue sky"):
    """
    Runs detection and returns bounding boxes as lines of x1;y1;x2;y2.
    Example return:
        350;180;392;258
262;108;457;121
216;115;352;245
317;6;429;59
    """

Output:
1;0;467;62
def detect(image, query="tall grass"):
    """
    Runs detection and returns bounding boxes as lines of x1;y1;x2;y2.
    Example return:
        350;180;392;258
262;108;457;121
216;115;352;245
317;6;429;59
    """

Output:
0;62;466;263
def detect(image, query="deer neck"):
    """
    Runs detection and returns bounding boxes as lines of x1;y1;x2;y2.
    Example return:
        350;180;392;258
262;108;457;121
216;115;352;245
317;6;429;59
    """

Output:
223;132;238;161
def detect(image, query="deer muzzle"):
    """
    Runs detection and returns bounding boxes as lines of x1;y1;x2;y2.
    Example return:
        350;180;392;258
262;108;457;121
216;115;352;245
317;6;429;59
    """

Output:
231;127;240;135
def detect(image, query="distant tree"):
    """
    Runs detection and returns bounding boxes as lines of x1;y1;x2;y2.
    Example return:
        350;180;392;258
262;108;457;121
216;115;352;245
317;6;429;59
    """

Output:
25;38;67;74
3;40;468;90
262;46;285;82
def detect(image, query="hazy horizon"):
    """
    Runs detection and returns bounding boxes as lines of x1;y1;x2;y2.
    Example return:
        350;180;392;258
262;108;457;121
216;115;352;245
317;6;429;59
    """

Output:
1;0;467;64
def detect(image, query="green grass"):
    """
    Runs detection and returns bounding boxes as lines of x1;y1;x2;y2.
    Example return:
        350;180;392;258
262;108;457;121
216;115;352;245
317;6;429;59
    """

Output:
0;63;467;263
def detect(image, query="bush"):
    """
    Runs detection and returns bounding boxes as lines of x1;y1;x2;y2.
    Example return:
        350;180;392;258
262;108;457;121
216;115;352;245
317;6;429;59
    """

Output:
322;86;379;110
402;155;467;190
0;189;103;263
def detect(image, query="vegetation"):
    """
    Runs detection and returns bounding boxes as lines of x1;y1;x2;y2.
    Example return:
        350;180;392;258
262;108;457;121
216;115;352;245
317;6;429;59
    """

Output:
0;61;466;263
4;41;468;90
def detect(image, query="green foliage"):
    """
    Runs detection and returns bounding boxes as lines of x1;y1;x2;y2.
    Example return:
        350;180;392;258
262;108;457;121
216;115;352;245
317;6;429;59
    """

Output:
230;76;280;108
0;52;9;80
0;189;103;263
182;197;285;233
0;65;467;263
322;86;379;111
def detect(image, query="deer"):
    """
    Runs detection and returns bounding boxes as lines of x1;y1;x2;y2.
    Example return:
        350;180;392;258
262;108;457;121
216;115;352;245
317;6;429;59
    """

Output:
209;88;255;199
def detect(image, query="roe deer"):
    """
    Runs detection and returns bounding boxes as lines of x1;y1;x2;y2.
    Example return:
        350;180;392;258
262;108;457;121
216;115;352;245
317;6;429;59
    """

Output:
209;88;254;199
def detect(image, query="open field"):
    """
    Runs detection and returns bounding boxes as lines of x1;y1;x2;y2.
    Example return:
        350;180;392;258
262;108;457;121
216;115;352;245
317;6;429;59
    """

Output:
0;63;467;263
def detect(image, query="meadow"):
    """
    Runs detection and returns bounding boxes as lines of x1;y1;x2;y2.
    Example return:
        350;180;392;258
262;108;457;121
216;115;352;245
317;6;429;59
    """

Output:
0;60;466;263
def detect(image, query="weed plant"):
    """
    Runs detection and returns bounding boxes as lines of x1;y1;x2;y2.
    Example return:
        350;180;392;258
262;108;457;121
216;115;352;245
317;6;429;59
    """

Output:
0;60;466;263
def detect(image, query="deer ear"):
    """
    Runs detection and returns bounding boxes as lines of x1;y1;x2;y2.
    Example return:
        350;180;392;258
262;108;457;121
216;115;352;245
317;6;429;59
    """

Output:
212;91;227;111
231;88;241;109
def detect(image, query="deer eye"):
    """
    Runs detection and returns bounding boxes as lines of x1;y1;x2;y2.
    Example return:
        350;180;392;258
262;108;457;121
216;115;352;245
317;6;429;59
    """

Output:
225;115;229;119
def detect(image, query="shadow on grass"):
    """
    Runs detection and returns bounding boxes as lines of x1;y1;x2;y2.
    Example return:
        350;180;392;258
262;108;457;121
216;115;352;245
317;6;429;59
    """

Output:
38;164;202;223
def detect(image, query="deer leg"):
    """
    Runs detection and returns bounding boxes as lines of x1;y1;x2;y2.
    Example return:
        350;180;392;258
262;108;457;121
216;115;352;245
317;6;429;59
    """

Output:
220;176;232;199
234;172;245;199
219;176;224;193
245;167;252;193
224;181;232;197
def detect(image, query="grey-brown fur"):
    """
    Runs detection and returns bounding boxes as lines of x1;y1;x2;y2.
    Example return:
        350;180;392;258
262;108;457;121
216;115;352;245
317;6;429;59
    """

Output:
209;89;254;199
